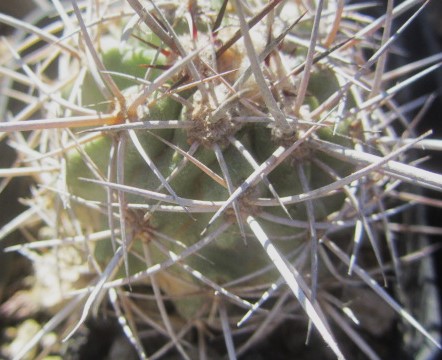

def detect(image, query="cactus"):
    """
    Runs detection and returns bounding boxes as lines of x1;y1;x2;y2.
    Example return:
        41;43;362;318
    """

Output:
0;0;441;359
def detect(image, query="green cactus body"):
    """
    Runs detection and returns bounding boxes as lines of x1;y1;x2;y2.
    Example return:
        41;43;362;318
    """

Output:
3;1;441;359
66;30;354;318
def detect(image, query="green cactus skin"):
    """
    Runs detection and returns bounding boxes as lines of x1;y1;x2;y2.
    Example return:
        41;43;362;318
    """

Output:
2;1;441;359
66;36;355;319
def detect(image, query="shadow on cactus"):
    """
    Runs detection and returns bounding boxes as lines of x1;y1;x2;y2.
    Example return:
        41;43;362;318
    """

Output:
0;0;441;359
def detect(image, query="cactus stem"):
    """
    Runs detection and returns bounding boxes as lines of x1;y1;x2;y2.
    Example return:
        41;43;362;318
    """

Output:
102;221;233;289
203;119;323;234
228;135;292;220
213;143;246;241
128;130;190;214
2;1;442;358
152;234;265;319
148;130;227;187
